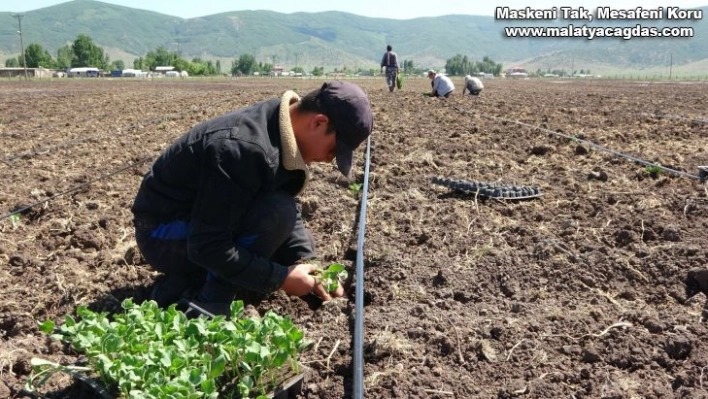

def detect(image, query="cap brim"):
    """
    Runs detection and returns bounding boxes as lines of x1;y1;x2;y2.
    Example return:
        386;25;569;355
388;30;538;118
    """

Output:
335;139;354;176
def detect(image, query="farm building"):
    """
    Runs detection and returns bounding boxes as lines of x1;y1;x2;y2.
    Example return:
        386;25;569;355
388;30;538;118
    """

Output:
121;69;147;78
0;67;53;78
67;67;100;77
154;66;175;75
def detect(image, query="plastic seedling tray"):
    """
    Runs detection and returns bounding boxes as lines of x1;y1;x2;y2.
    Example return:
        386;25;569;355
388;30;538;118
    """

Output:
431;176;543;200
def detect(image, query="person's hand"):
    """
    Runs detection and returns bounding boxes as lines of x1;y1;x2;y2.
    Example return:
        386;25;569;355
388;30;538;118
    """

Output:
281;264;344;300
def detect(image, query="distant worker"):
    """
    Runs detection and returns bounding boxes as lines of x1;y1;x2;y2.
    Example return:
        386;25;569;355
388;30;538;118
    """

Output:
380;45;399;93
462;75;484;96
427;70;455;98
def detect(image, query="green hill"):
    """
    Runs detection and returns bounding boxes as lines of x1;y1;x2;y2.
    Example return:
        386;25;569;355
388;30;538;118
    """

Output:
1;0;706;75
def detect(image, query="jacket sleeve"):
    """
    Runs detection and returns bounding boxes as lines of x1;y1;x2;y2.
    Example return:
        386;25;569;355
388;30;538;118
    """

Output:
187;139;288;293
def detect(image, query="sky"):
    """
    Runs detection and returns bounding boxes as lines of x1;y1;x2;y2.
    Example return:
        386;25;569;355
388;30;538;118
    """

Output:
2;0;707;19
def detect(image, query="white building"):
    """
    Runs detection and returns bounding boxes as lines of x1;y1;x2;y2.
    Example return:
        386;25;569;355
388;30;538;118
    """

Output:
67;67;100;77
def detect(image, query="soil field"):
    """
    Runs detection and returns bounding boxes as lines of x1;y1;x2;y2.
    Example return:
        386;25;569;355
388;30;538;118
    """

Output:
1;77;708;399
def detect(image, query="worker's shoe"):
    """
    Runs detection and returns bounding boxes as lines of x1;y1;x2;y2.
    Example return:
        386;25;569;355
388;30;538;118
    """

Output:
149;274;200;308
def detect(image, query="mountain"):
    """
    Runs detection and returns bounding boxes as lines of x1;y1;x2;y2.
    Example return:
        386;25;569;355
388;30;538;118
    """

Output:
1;0;706;75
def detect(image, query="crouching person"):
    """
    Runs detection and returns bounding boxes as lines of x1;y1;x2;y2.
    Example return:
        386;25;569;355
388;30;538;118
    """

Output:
131;81;374;317
427;69;455;98
463;75;484;96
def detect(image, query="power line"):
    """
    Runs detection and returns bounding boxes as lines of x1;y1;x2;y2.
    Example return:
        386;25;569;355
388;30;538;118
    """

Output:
11;13;29;80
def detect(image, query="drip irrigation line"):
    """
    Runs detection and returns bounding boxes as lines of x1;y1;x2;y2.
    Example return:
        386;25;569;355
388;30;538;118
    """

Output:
459;107;703;181
353;135;372;399
0;156;152;222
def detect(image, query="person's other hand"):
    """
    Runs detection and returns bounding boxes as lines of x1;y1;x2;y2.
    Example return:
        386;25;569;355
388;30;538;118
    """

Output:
281;264;344;300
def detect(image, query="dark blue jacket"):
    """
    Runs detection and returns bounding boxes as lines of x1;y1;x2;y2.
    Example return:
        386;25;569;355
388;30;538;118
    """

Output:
132;98;307;292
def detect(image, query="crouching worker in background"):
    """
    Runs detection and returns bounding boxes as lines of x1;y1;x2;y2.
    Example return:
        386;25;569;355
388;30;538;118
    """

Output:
427;69;455;98
131;81;374;317
463;75;484;96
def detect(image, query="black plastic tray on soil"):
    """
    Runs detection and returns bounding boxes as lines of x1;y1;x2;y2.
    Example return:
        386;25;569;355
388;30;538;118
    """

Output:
431;176;543;200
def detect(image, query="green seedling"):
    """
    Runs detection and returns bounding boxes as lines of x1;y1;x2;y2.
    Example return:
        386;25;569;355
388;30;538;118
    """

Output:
312;263;348;292
645;164;663;175
28;299;310;399
348;182;363;195
9;213;20;227
25;358;92;393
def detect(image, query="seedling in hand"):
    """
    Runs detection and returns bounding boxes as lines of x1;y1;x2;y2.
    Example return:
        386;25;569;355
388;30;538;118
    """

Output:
312;263;348;292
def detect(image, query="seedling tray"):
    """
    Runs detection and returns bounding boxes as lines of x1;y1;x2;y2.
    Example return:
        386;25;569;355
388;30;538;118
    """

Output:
72;369;305;399
432;176;543;200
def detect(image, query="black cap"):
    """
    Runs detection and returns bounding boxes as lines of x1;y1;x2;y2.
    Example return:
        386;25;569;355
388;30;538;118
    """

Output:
318;81;374;176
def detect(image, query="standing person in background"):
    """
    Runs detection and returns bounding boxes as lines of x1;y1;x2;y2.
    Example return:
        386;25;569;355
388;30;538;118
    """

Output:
427;70;455;98
463;75;484;96
380;45;399;93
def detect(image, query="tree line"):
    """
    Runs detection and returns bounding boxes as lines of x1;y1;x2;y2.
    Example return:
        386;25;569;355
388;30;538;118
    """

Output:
5;34;503;77
4;34;223;76
444;55;503;76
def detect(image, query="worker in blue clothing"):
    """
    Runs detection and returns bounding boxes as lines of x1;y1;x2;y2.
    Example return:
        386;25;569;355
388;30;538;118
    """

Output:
131;81;374;316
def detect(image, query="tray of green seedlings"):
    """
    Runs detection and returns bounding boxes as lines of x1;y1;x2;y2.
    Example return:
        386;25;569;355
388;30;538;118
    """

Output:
431;176;542;200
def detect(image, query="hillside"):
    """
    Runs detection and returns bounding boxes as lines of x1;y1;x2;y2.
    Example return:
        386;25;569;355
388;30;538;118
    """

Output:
0;0;706;75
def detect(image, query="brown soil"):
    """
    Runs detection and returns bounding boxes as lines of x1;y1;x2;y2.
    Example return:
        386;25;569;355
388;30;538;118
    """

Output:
1;77;707;399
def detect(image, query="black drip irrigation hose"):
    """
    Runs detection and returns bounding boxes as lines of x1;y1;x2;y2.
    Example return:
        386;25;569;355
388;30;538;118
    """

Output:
0;156;152;221
353;136;372;399
456;107;704;182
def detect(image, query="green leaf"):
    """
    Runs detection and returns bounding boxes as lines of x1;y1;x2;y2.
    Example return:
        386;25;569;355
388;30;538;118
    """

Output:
38;320;55;334
209;352;226;379
188;367;204;385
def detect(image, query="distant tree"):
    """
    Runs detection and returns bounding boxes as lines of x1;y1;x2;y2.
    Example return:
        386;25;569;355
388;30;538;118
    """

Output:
230;59;240;75
133;57;144;70
261;63;273;73
24;43;54;68
173;58;190;73
189;61;206;75
292;66;305;74
206;60;217;75
403;60;414;73
5;58;19;67
311;66;324;76
110;60;125;70
144;46;179;70
444;54;502;76
71;34;109;69
236;54;257;75
215;60;221;74
55;45;73;70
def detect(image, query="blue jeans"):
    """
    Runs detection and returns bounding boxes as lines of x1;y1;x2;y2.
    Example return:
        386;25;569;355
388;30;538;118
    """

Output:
134;190;315;301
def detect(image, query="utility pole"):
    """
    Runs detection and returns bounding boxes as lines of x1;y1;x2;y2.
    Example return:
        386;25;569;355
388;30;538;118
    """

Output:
12;14;29;80
668;53;673;80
